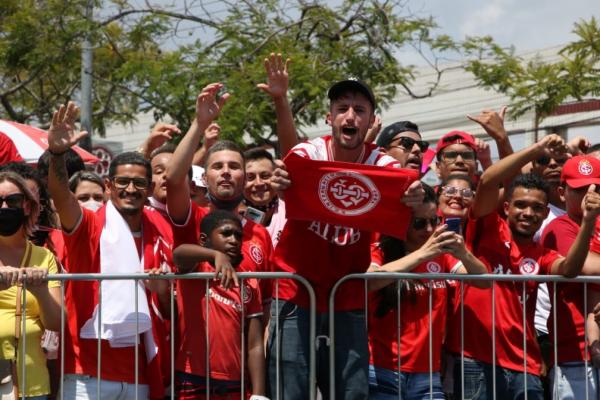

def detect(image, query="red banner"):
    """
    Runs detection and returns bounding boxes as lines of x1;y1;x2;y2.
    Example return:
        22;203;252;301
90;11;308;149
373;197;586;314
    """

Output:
283;153;420;239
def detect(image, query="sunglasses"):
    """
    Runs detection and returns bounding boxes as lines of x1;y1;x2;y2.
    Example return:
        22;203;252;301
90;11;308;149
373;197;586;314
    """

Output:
390;137;429;152
441;186;475;199
412;216;440;230
112;176;149;190
0;193;25;208
535;156;567;166
441;151;476;162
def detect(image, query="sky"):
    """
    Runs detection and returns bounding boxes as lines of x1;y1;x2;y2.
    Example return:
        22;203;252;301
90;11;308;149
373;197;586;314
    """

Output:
407;0;600;55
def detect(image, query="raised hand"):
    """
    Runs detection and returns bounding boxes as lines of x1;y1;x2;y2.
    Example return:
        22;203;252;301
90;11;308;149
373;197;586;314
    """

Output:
256;53;291;99
567;135;591;155
401;180;425;208
582;184;600;222
418;225;458;260
467;106;508;141
139;123;181;158
271;159;291;194
47;102;88;154
203;123;221;150
364;115;382;144
475;138;492;167
538;133;569;159
195;83;230;125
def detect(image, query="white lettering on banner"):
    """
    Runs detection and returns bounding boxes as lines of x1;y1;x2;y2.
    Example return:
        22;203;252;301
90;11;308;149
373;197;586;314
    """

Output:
308;221;361;246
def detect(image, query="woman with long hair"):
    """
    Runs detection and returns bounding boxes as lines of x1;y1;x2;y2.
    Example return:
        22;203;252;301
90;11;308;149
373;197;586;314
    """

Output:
367;184;488;399
0;171;61;399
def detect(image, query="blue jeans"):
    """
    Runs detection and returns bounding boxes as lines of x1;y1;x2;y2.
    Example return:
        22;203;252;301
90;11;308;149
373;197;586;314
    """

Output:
549;362;599;400
266;301;369;400
368;365;444;400
453;357;544;400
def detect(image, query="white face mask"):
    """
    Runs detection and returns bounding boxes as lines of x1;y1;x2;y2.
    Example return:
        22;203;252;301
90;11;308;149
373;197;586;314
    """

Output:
81;200;104;212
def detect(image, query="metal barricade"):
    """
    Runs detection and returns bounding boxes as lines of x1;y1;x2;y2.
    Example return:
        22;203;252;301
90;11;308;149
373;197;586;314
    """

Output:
328;273;600;400
14;272;316;400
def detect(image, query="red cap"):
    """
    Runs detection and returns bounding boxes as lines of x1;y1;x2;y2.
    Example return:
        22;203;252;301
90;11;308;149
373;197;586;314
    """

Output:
561;155;600;188
435;130;477;154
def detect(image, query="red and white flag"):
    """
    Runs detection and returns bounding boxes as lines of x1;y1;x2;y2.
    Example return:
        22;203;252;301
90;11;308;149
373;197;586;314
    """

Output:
283;153;419;239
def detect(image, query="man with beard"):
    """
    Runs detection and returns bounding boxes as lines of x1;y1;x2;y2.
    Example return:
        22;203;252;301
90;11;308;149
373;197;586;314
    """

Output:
263;72;424;398
47;102;174;399
375;121;428;172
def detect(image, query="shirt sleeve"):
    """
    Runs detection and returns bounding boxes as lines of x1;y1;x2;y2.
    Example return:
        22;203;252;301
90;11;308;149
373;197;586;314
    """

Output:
539;248;563;274
62;207;99;273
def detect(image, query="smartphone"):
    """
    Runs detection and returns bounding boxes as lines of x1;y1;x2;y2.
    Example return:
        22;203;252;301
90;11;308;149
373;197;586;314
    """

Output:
245;206;265;225
445;217;462;235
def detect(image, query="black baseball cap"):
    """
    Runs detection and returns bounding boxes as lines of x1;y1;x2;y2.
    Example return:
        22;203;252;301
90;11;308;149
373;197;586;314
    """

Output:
376;121;420;147
327;79;376;110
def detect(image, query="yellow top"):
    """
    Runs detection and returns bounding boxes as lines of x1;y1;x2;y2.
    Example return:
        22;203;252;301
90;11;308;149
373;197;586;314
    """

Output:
0;242;60;396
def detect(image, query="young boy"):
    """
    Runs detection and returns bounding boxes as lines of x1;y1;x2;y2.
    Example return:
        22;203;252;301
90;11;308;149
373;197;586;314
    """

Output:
173;210;267;400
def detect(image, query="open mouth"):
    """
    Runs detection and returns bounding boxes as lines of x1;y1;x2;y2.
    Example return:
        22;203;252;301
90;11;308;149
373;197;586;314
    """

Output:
341;126;358;136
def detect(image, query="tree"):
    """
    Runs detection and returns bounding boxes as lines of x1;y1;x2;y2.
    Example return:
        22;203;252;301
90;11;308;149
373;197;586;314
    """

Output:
463;17;600;139
0;0;471;150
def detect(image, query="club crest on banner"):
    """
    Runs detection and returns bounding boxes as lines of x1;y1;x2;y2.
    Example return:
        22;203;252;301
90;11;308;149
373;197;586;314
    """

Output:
318;171;381;216
519;258;540;275
579;159;593;176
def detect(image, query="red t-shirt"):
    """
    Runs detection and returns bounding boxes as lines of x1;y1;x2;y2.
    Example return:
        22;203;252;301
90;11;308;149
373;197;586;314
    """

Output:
61;206;172;385
540;214;595;364
368;245;460;372
591;219;600;254
0;132;23;165
445;213;561;375
171;202;274;304
273;136;400;312
175;261;262;379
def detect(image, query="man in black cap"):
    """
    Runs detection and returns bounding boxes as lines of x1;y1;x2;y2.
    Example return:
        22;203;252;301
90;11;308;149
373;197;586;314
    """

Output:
376;121;428;171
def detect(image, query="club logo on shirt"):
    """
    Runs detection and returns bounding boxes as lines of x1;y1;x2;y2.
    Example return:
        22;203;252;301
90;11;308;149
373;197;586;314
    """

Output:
318;171;380;216
426;262;442;273
579;159;594;176
248;243;264;265
518;257;540;275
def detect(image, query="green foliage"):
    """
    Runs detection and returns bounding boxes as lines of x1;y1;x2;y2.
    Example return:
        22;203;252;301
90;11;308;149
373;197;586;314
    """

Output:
464;17;600;123
0;0;476;148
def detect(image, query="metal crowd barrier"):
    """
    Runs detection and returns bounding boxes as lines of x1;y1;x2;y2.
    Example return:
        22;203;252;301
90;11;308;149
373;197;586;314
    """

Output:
15;272;317;400
329;273;600;400
13;272;600;399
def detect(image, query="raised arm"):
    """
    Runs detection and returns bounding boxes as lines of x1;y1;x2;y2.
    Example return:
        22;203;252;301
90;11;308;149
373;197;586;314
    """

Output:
471;134;567;219
467;106;514;160
166;83;230;223
257;53;299;156
47;102;88;232
551;185;600;277
191;123;220;166
137;123;181;159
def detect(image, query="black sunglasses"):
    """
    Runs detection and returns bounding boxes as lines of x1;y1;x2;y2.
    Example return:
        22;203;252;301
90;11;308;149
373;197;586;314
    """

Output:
535;156;567;166
0;193;25;208
412;216;440;230
390;137;429;152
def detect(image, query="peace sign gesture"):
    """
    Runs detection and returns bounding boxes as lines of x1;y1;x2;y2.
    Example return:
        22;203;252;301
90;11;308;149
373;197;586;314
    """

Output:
257;53;291;99
47;102;88;155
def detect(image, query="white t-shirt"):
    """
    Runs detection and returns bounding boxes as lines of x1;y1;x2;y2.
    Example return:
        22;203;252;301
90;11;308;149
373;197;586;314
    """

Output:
533;203;566;335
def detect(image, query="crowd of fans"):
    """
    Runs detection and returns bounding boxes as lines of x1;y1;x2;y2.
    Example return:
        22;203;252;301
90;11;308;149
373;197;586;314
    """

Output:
0;53;600;400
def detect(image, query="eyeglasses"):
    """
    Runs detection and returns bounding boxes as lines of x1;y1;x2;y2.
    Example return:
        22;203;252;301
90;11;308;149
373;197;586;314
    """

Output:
535;156;567;166
390;137;429;152
112;176;149;190
440;151;476;162
412;216;440;230
0;193;25;208
441;186;475;198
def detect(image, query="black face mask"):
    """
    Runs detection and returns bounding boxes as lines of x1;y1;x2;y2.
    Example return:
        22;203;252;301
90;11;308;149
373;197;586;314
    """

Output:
0;208;26;236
